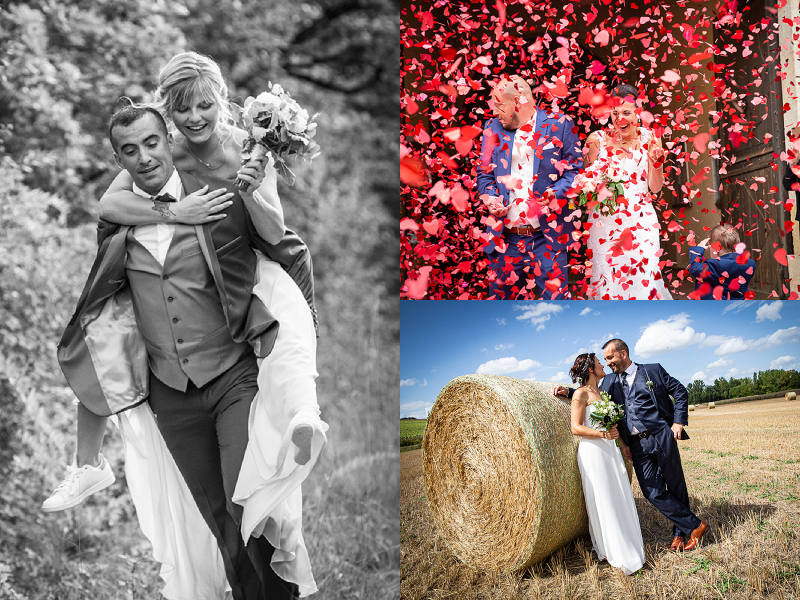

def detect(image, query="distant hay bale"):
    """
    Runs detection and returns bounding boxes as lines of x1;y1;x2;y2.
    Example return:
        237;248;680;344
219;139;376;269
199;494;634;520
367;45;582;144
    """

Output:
422;375;590;572
688;405;695;411
787;392;796;401
709;402;716;409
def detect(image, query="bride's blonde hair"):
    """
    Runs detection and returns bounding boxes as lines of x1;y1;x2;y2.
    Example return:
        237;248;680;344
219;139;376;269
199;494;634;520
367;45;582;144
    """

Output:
153;52;235;135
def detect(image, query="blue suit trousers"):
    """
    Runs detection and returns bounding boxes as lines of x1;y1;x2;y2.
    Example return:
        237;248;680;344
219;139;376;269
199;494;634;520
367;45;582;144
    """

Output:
628;427;702;539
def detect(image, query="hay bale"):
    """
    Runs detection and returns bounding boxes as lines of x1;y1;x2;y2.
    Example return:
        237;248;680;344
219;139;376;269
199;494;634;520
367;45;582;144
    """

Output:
688;405;695;411
786;392;796;401
708;402;716;409
422;375;590;572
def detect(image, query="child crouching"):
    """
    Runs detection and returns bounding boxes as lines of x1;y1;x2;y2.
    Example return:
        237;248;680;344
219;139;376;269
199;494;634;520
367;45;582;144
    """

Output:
687;224;755;300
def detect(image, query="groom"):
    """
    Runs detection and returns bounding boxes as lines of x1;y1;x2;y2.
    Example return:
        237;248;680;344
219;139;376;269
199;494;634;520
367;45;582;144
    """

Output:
58;106;303;599
555;339;709;552
476;76;582;299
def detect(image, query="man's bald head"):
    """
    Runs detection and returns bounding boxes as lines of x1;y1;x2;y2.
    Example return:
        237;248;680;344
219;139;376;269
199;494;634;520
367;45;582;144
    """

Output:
491;76;535;130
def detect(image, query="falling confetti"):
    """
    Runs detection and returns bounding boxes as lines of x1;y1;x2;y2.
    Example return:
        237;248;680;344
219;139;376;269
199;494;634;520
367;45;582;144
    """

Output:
401;0;797;299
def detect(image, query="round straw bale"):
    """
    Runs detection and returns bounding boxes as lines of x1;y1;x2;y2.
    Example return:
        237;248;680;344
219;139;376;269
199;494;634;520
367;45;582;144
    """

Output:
787;392;796;401
688;405;695;411
422;375;591;572
708;402;716;409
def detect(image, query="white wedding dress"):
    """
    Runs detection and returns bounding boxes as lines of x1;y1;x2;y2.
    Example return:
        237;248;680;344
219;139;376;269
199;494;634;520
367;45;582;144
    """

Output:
114;254;327;599
577;405;644;575
586;128;673;299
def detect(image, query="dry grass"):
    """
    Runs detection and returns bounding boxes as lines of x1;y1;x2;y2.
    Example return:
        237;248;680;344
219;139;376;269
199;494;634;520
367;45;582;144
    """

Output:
401;397;800;599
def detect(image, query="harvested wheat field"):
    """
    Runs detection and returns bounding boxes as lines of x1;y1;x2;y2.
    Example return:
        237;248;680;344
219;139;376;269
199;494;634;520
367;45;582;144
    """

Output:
401;397;800;599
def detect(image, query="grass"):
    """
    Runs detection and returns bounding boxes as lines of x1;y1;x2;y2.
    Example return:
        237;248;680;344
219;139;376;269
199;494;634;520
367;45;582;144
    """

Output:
401;397;800;599
400;419;427;440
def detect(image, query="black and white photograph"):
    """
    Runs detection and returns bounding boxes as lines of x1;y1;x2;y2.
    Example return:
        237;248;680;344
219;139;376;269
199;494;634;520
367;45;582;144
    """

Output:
0;1;398;598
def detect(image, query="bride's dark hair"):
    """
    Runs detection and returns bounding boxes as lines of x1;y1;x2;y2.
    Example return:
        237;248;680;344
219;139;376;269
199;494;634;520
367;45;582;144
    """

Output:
569;353;596;387
610;83;639;103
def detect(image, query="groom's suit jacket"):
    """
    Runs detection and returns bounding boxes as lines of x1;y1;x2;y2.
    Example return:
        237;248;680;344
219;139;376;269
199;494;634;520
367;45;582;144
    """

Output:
598;363;690;447
57;170;315;417
476;111;582;254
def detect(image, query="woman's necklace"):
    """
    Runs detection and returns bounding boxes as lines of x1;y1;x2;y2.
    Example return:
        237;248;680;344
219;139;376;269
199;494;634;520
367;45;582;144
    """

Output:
185;136;225;170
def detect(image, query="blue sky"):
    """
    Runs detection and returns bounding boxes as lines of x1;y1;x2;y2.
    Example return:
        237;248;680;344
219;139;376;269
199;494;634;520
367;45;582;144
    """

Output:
400;301;800;418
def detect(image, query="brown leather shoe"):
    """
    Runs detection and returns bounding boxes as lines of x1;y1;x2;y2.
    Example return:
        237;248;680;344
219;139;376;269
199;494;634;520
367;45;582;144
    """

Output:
683;521;709;551
669;536;685;552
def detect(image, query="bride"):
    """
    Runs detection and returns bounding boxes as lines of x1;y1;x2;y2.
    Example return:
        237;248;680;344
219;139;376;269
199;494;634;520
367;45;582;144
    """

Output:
569;353;644;575
582;84;672;299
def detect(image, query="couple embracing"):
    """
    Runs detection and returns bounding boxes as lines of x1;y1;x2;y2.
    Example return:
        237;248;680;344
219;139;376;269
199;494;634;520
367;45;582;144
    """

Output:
553;339;709;574
478;76;670;300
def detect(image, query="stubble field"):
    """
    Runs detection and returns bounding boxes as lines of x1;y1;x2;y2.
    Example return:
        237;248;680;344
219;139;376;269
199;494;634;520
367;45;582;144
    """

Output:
401;397;800;599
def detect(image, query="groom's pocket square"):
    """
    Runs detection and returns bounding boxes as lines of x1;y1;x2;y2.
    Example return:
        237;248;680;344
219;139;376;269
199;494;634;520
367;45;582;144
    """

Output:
542;142;555;150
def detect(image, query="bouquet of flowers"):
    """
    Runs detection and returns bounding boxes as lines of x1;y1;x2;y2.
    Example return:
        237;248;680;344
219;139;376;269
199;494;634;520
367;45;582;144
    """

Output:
233;83;321;189
589;391;625;447
571;157;626;216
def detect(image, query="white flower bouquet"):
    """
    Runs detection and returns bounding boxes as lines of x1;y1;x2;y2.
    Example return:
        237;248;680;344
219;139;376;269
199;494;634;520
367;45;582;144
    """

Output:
571;156;626;215
233;83;321;189
589;391;625;446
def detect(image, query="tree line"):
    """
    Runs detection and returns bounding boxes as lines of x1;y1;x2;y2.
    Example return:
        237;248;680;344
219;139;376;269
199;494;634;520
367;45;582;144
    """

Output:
686;369;800;405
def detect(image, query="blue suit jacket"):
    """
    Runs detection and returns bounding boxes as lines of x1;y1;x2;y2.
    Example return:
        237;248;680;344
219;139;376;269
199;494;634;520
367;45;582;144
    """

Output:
476;112;582;254
687;246;755;300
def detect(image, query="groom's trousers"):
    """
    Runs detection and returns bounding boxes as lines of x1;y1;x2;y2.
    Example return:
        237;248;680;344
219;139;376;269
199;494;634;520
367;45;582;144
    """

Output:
148;350;299;600
628;427;702;539
487;230;567;299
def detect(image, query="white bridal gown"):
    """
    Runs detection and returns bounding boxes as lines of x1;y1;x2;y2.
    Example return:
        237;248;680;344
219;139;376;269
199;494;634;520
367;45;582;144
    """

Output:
577;404;644;575
114;254;328;599
585;127;673;299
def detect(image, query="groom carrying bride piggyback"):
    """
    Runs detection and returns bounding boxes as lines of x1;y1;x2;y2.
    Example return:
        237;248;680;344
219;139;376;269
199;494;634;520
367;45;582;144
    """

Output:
554;339;709;565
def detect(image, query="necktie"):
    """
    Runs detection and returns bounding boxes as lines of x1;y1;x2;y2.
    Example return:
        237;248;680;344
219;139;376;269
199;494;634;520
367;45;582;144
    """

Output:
621;372;643;435
153;193;177;203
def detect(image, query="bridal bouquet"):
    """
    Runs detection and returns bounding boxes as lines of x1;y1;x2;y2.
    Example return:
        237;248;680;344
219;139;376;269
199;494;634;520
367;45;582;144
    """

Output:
233;83;321;189
572;158;626;215
589;392;625;447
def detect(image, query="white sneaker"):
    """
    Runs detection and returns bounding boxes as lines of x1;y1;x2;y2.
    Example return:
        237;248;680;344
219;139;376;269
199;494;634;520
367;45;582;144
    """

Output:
42;454;115;512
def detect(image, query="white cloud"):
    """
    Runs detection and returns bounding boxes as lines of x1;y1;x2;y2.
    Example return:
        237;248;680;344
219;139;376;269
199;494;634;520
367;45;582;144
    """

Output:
400;401;434;419
752;327;800;351
770;355;797;369
400;378;418;387
714;337;750;355
497;318;506;326
421;379;428;387
707;357;733;370
634;314;706;358
722;303;751;314
724;368;740;378
580;307;592;316
703;326;800;356
691;371;707;382
513;302;567;329
495;343;514;351
548;371;568;382
756;301;782;322
476;357;541;375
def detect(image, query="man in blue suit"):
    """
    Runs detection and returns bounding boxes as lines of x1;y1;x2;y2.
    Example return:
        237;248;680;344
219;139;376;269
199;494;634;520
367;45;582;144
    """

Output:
687;224;755;300
554;339;709;552
476;76;582;299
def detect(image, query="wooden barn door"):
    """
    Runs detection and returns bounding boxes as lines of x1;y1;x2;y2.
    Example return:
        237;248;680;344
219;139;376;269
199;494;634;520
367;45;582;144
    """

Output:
715;0;789;297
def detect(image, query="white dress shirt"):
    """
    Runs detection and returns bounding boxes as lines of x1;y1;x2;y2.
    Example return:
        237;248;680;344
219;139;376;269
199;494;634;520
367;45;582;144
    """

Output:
506;114;539;228
132;169;184;265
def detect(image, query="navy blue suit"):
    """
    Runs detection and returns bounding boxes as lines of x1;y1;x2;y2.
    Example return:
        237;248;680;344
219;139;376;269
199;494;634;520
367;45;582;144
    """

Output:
570;363;701;539
476;113;581;299
687;246;755;300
